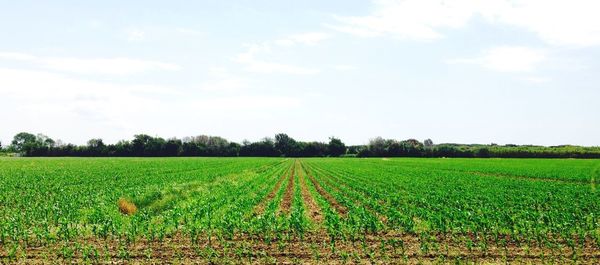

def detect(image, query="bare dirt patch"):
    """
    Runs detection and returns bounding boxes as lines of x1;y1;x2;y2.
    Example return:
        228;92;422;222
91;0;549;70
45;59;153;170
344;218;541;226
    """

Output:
305;166;348;216
317;170;389;224
4;232;599;264
279;162;296;214
253;165;291;215
297;161;323;223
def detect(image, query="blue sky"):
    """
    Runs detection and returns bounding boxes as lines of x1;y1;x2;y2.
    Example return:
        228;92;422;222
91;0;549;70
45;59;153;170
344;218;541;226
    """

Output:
1;0;599;146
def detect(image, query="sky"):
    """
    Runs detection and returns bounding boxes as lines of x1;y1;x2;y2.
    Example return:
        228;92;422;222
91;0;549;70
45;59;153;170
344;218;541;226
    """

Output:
1;0;599;146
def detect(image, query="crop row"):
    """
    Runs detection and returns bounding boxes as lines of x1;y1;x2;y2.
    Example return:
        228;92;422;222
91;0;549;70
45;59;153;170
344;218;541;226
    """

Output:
1;157;599;263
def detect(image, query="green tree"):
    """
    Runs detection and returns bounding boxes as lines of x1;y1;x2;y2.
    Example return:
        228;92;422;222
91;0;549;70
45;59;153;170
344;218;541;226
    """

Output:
274;133;297;157
476;147;491;158
163;138;182;156
10;132;55;156
367;137;387;156
131;134;166;156
11;132;38;154
327;137;346;156
36;134;55;147
87;138;105;148
424;139;434;148
87;138;106;155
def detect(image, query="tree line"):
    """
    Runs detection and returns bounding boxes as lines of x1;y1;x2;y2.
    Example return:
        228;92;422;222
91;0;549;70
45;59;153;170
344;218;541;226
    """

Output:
2;132;600;158
2;132;346;157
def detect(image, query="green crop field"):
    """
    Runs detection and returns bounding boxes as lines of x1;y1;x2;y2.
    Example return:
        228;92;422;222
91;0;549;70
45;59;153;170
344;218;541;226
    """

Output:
0;157;599;263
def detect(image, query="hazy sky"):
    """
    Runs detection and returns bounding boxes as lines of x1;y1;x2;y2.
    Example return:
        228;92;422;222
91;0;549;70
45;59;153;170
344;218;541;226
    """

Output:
1;0;599;146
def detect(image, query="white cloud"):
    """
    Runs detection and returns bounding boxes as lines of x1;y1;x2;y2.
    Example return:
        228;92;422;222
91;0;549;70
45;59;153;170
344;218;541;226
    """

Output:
40;57;181;75
175;28;204;36
275;32;330;46
447;46;546;72
523;76;551;83
274;39;296;47
484;0;600;47
199;67;250;92
0;52;37;61
199;78;248;92
240;60;320;75
234;43;319;75
332;64;357;71
233;31;329;75
0;68;177;101
187;95;301;111
328;0;478;41
126;29;145;41
207;66;231;78
0;52;181;75
0;67;302;144
0;68;164;134
330;0;600;46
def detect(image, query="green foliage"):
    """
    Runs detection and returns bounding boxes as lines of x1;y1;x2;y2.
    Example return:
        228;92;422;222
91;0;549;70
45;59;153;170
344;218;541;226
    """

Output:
327;137;346;157
274;133;297;156
0;157;599;261
9;131;600;158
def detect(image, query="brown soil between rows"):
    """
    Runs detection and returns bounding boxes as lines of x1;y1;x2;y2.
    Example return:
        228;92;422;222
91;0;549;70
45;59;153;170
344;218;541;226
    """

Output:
315;168;390;224
278;162;296;214
253;164;291;215
297;161;323;223
3;233;599;264
304;165;348;216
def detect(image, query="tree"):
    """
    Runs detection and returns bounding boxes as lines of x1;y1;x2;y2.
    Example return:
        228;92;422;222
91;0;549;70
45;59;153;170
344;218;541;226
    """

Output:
400;139;424;156
163;138;182;156
240;137;278;156
181;141;202;156
37;134;55;147
302;141;328;157
9;132;600;158
274;133;297;157
112;140;132;156
132;134;153;156
204;136;229;156
145;137;166;156
386;140;403;156
356;146;372;157
11;132;38;155
226;142;241;156
10;133;56;156
367;137;387;156
327;137;346;157
130;134;166;156
424;139;434;148
184;135;230;156
476;147;491;158
87;138;105;148
87;138;106;156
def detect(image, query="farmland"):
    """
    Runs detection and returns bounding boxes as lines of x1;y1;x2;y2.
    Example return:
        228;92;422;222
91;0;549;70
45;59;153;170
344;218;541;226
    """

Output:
0;157;599;263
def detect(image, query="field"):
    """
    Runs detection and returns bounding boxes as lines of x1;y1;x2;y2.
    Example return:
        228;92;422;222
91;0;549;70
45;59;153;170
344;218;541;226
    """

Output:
0;157;599;264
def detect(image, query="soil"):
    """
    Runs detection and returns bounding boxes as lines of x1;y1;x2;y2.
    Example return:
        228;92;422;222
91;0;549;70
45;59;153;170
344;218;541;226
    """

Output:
297;161;323;223
305;166;348;216
253;165;291;215
279;163;296;214
4;232;599;264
